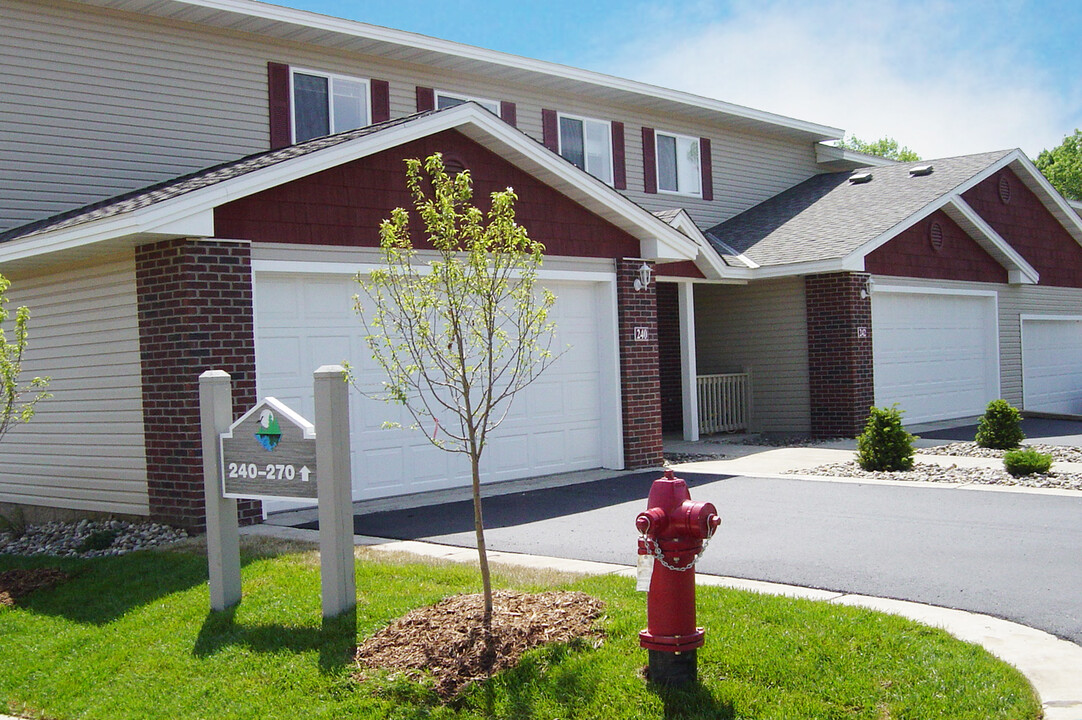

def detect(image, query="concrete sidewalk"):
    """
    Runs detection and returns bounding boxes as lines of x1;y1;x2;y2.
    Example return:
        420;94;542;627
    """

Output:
243;522;1082;719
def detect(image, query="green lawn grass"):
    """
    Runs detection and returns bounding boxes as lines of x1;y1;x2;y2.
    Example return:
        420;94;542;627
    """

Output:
0;538;1040;719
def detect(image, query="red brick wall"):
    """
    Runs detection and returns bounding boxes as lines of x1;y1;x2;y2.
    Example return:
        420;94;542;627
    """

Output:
135;239;262;530
865;210;1008;283
962;168;1082;288
656;282;683;433
215;129;641;259
805;272;874;437
617;260;663;468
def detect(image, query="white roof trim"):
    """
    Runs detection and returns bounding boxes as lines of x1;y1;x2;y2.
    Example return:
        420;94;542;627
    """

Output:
943;198;1038;284
75;0;842;142
652;209;737;280
0;104;698;266
703;231;760;270
815;143;895;168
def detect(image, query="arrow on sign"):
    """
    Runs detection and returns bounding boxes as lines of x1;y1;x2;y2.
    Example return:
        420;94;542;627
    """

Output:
299;466;312;482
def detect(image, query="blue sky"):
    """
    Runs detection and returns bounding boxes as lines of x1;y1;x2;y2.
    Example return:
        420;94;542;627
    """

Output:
274;0;1082;160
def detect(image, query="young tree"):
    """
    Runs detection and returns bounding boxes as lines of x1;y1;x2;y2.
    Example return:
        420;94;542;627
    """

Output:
1036;129;1082;201
836;135;921;162
352;153;558;627
0;273;50;443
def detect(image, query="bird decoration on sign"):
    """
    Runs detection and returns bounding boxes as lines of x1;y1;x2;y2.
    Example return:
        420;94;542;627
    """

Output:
254;408;283;450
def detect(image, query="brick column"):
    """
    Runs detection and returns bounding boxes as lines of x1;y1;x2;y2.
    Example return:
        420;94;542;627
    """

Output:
617;259;663;468
135;238;262;530
805;272;874;438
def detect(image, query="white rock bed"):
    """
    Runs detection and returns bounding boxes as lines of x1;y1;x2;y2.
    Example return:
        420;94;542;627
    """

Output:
918;441;1082;463
795;461;1082;491
0;518;188;558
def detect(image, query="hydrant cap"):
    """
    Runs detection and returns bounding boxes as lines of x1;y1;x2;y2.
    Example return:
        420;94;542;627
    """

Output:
636;506;669;536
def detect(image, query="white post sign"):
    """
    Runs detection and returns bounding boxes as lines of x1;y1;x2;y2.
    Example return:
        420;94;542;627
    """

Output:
199;367;355;620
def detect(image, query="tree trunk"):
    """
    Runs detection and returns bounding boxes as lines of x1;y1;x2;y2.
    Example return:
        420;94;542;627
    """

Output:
471;451;493;629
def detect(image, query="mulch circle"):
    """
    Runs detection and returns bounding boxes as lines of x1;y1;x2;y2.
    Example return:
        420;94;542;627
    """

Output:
0;568;69;606
355;589;605;699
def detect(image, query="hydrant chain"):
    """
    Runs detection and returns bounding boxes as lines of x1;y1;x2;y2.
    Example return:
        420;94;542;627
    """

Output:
641;534;710;572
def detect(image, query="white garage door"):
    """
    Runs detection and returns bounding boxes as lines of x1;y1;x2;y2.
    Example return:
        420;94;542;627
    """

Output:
872;289;999;424
254;271;611;502
1022;316;1082;414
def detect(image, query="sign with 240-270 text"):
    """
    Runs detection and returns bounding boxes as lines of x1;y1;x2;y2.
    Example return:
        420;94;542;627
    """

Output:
220;397;317;500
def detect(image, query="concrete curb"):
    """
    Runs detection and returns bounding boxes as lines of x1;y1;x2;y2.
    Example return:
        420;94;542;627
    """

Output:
242;523;1082;719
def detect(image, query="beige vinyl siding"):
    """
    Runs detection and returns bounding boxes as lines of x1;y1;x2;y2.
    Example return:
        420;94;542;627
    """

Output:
4;0;822;233
694;278;810;433
0;255;149;515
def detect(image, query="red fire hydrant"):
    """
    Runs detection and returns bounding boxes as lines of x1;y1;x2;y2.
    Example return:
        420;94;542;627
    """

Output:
636;469;720;685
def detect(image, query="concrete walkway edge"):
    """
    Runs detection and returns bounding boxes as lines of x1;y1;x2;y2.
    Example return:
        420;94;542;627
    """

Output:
243;523;1082;719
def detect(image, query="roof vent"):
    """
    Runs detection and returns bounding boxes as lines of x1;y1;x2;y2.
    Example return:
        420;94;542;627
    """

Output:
849;172;873;184
909;165;934;177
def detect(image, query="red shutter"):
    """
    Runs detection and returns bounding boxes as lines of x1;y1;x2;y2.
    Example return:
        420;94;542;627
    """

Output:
500;101;517;127
267;61;292;149
416;86;435;112
642;127;657;194
541;109;559;152
700;137;713;200
612;121;626;190
371;79;390;123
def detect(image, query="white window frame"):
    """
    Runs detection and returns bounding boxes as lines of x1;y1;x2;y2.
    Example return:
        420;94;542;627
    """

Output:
655;130;702;198
434;90;500;116
557;113;614;186
290;68;372;143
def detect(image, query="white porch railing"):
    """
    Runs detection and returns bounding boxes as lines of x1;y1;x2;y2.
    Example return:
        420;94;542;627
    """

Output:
697;372;752;434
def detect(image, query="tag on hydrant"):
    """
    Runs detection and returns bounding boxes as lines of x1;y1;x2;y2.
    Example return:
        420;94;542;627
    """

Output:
636;553;653;592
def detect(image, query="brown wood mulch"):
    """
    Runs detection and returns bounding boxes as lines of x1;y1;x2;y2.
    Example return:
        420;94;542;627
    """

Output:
0;568;69;606
354;589;605;699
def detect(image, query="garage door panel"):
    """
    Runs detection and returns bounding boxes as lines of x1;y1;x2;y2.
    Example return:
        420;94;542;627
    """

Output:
1023;318;1082;414
872;291;998;424
256;272;607;503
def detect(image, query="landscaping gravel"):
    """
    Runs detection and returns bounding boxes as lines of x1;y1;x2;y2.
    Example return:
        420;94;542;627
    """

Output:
919;441;1082;463
0;518;187;558
796;461;1082;491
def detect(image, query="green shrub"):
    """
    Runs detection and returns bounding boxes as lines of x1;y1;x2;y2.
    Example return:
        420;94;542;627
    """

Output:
1003;448;1053;476
856;405;916;471
975;399;1025;449
77;528;119;553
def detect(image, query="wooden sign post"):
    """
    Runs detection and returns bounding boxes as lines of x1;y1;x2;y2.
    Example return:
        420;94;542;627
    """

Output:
199;366;355;619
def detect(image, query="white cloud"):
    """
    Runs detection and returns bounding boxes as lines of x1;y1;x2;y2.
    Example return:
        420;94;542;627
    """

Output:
604;0;1078;160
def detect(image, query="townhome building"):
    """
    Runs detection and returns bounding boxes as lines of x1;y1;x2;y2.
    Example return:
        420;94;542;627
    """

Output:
4;0;1082;529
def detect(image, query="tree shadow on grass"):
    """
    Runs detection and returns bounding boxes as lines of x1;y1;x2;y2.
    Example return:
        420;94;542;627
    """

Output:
4;550;210;625
193;604;357;672
647;681;737;720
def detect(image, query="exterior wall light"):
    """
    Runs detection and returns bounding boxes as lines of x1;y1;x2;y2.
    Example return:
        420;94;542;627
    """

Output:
634;262;653;292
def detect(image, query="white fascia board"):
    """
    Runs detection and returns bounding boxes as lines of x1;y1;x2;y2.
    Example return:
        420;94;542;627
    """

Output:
815;144;896;168
94;0;842;142
748;258;849;279
944;198;1038;284
654;209;735;280
3;103;697;265
1004;154;1082;248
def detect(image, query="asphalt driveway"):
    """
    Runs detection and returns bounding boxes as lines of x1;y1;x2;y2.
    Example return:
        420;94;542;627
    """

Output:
298;418;1082;645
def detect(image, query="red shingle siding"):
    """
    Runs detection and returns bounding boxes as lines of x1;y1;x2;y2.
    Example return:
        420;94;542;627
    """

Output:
618;260;663;468
656;282;682;434
962;168;1082;288
805;272;874;438
865;210;1008;283
656;261;706;279
214;129;640;259
135;239;262;530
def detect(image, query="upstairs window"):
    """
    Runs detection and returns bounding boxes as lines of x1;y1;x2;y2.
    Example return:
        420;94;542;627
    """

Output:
435;90;500;116
656;131;701;196
558;114;613;185
291;69;371;142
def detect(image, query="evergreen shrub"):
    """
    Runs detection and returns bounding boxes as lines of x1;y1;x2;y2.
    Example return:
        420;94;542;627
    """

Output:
975;399;1025;449
856;405;916;471
1003;448;1053;476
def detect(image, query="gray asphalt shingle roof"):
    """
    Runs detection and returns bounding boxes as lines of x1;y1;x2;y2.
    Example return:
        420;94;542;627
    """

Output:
705;150;1015;267
0;111;440;244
